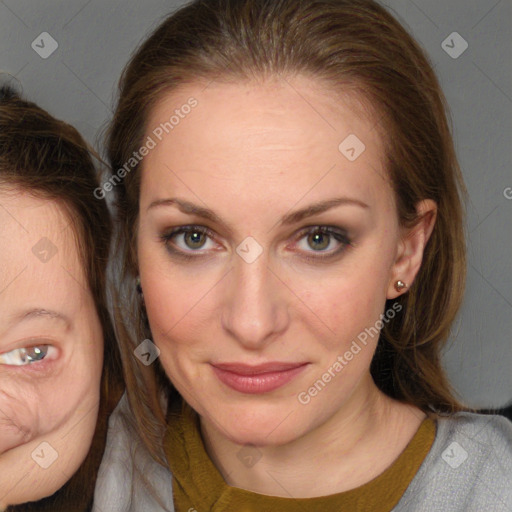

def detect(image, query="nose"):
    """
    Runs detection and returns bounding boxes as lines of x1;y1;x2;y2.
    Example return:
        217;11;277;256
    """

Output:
221;251;289;350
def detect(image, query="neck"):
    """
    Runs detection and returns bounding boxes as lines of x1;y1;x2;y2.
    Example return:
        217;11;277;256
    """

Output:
199;375;426;498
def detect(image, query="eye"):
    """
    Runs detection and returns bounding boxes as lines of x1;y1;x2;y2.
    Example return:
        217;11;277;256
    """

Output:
0;345;57;366
159;224;351;262
160;225;219;258
293;226;351;260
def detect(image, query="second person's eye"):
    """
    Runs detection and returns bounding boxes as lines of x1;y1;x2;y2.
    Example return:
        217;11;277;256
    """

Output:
0;345;56;366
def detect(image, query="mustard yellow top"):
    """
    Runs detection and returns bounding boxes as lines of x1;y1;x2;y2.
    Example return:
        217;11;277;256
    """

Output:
164;406;436;512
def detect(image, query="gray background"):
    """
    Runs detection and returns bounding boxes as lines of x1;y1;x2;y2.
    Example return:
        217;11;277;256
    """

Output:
1;0;510;408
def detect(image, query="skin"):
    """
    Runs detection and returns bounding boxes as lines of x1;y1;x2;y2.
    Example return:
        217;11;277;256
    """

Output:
137;75;437;498
0;189;103;507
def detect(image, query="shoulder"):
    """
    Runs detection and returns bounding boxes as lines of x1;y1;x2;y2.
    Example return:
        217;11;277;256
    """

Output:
92;393;175;512
394;412;512;512
438;410;512;440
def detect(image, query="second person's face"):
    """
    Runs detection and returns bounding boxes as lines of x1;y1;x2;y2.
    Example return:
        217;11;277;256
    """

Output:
0;190;103;506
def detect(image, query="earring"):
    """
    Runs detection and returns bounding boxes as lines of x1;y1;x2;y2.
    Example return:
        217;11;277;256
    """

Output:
395;280;407;292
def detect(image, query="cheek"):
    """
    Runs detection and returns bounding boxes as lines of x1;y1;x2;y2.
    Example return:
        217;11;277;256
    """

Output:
330;285;387;336
142;264;217;341
0;345;102;455
293;265;389;347
73;337;104;384
59;344;103;412
142;272;226;391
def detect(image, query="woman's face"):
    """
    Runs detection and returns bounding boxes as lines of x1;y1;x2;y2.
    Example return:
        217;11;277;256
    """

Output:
137;76;419;446
0;190;103;506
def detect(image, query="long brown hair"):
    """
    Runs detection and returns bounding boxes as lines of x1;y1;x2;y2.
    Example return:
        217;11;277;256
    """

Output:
106;0;471;463
0;84;123;511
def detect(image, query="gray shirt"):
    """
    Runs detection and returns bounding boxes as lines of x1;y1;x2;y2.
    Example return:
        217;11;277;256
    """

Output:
93;395;512;511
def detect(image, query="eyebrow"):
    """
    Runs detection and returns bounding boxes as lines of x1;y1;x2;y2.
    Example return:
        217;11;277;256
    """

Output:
147;196;369;231
12;308;72;329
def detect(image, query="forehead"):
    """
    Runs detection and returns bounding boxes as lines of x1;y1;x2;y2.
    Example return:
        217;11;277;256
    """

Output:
0;189;87;318
141;76;392;213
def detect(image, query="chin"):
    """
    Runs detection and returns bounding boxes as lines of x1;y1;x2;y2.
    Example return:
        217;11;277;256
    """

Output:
205;400;307;447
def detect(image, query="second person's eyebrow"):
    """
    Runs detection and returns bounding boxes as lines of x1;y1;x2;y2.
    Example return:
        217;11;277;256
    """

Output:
11;308;72;329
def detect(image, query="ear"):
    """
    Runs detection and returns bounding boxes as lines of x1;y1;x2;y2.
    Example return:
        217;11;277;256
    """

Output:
387;199;437;299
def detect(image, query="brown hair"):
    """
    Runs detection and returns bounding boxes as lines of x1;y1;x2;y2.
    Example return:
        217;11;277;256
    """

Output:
106;0;471;463
0;84;123;511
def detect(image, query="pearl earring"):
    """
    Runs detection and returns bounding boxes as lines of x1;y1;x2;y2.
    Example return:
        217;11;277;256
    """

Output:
395;280;407;292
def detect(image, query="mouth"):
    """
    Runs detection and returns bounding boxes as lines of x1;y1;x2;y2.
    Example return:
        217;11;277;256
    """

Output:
210;361;309;394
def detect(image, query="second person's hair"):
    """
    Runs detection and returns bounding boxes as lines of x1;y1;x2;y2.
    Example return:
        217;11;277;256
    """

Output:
0;84;123;511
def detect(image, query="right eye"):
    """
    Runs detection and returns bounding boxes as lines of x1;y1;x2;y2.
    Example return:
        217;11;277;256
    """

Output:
0;345;56;366
160;225;219;259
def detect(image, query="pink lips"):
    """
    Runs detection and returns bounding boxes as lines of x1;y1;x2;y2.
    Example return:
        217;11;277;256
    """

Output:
211;362;309;394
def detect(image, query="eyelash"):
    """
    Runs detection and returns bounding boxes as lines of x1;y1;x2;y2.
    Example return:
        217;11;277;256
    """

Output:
159;224;352;263
0;344;57;367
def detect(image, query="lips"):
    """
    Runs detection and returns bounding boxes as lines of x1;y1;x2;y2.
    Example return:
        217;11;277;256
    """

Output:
211;361;309;394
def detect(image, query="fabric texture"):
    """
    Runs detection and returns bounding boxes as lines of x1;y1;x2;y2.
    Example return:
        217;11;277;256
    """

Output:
393;411;512;512
93;394;512;511
92;394;175;512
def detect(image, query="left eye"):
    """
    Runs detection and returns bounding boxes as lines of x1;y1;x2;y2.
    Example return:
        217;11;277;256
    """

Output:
0;345;56;366
295;227;350;254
